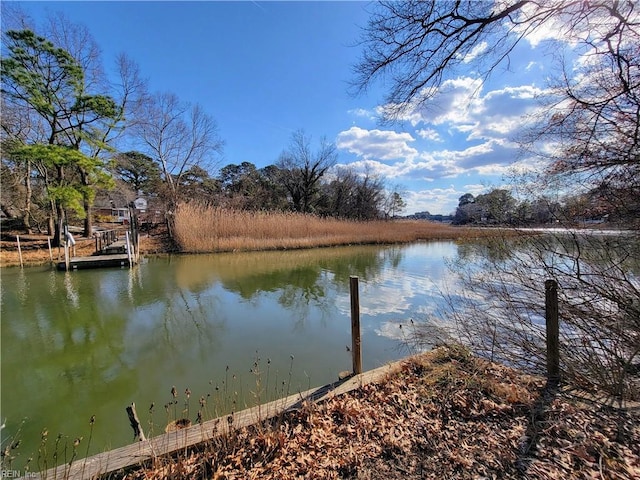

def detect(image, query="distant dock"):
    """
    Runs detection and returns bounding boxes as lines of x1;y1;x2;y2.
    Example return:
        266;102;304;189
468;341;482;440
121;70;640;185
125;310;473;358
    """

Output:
56;253;133;270
57;211;141;271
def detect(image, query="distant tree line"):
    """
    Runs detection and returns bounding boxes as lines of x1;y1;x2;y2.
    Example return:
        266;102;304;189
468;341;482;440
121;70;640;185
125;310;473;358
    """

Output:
452;187;632;227
110;129;406;221
0;9;406;243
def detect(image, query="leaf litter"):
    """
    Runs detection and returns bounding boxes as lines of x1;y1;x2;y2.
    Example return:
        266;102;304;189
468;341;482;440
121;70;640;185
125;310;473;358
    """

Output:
115;346;639;479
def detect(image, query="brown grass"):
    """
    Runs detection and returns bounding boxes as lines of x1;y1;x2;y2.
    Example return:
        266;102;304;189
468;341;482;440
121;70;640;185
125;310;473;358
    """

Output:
172;204;488;253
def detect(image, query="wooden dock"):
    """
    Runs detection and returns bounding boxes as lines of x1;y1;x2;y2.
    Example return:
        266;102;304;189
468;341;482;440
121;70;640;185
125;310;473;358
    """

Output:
28;361;400;480
57;219;140;271
56;253;132;270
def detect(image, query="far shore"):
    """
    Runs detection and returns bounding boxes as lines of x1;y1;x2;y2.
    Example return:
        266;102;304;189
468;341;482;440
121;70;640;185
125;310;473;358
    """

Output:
6;211;630;270
1;209;525;269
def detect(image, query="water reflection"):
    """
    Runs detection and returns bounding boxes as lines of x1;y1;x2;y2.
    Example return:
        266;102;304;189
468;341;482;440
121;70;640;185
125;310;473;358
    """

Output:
1;241;458;467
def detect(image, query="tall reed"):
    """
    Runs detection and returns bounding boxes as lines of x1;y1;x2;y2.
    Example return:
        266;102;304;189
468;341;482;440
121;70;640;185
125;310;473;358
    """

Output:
172;204;482;253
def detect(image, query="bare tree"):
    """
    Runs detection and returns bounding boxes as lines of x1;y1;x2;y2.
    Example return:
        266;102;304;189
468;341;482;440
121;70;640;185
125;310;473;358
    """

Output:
425;233;640;400
356;1;640;399
353;1;639;121
277;130;337;213
134;92;223;209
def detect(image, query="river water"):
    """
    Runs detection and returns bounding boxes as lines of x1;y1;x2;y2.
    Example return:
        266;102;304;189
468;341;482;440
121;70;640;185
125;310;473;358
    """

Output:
1;241;458;466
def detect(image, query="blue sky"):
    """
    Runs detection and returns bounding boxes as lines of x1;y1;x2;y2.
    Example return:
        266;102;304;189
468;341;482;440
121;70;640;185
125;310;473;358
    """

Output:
4;1;561;215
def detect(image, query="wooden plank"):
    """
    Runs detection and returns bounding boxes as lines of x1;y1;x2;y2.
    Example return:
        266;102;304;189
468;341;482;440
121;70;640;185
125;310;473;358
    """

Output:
56;254;131;271
29;361;401;479
101;241;127;255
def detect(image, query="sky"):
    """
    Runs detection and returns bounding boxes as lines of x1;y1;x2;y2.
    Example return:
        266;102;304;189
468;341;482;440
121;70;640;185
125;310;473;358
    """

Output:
2;1;565;215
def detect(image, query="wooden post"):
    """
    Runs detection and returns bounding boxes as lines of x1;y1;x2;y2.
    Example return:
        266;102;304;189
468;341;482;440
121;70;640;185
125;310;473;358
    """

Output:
126;402;146;441
16;235;24;268
47;237;53;262
545;279;560;383
350;276;362;375
64;226;70;271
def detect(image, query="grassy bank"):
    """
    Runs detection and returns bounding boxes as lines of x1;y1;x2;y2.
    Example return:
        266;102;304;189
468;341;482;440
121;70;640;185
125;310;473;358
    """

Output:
109;347;639;479
172;204;485;253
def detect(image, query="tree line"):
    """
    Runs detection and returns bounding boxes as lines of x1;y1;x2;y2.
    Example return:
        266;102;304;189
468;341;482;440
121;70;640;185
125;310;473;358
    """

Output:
451;187;623;227
1;8;406;245
110;133;405;222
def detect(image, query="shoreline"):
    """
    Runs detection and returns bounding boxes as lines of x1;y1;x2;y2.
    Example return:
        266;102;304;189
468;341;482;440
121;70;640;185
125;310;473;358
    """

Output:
0;222;507;269
18;347;640;480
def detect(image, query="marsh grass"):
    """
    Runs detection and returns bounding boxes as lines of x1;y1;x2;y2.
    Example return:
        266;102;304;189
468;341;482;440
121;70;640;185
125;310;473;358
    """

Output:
172;204;486;253
109;355;303;478
1;357;302;478
0;415;96;480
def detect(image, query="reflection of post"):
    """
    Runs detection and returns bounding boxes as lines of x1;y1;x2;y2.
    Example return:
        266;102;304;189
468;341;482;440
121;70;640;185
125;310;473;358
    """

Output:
545;279;560;383
350;276;362;375
16;235;23;268
125;231;133;267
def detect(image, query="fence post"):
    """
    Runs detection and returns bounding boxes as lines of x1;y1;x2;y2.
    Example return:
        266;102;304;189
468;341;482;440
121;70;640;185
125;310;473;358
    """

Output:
545;279;560;383
350;276;362;375
64;225;70;271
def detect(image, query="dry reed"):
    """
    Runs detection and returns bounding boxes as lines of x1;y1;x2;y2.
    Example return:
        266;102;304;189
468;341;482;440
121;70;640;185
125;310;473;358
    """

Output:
172;204;486;253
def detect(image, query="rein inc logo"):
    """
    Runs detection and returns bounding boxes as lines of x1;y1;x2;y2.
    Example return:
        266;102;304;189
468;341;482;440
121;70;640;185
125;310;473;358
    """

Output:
1;471;38;478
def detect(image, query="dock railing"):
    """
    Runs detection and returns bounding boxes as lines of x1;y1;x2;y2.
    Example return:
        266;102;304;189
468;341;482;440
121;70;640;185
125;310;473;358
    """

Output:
94;229;119;253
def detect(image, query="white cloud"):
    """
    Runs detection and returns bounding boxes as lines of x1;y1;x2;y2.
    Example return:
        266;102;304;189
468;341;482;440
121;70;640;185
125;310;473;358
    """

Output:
383;79;547;147
347;108;377;121
461;41;488;63
336;126;418;161
335;159;400;178
416;128;443;142
525;61;540;71
462;184;488;196
338;75;554;215
378;76;483;127
511;1;575;48
511;1;639;49
403;183;493;215
404;187;459;215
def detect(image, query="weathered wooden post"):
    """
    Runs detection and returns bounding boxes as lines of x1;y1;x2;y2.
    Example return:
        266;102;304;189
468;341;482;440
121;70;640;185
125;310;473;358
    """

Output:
350;276;362;375
126;402;146;441
545;279;560;383
47;236;53;262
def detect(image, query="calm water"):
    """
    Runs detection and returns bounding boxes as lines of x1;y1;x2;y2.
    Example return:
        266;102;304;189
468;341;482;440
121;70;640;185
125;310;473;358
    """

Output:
0;242;458;465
